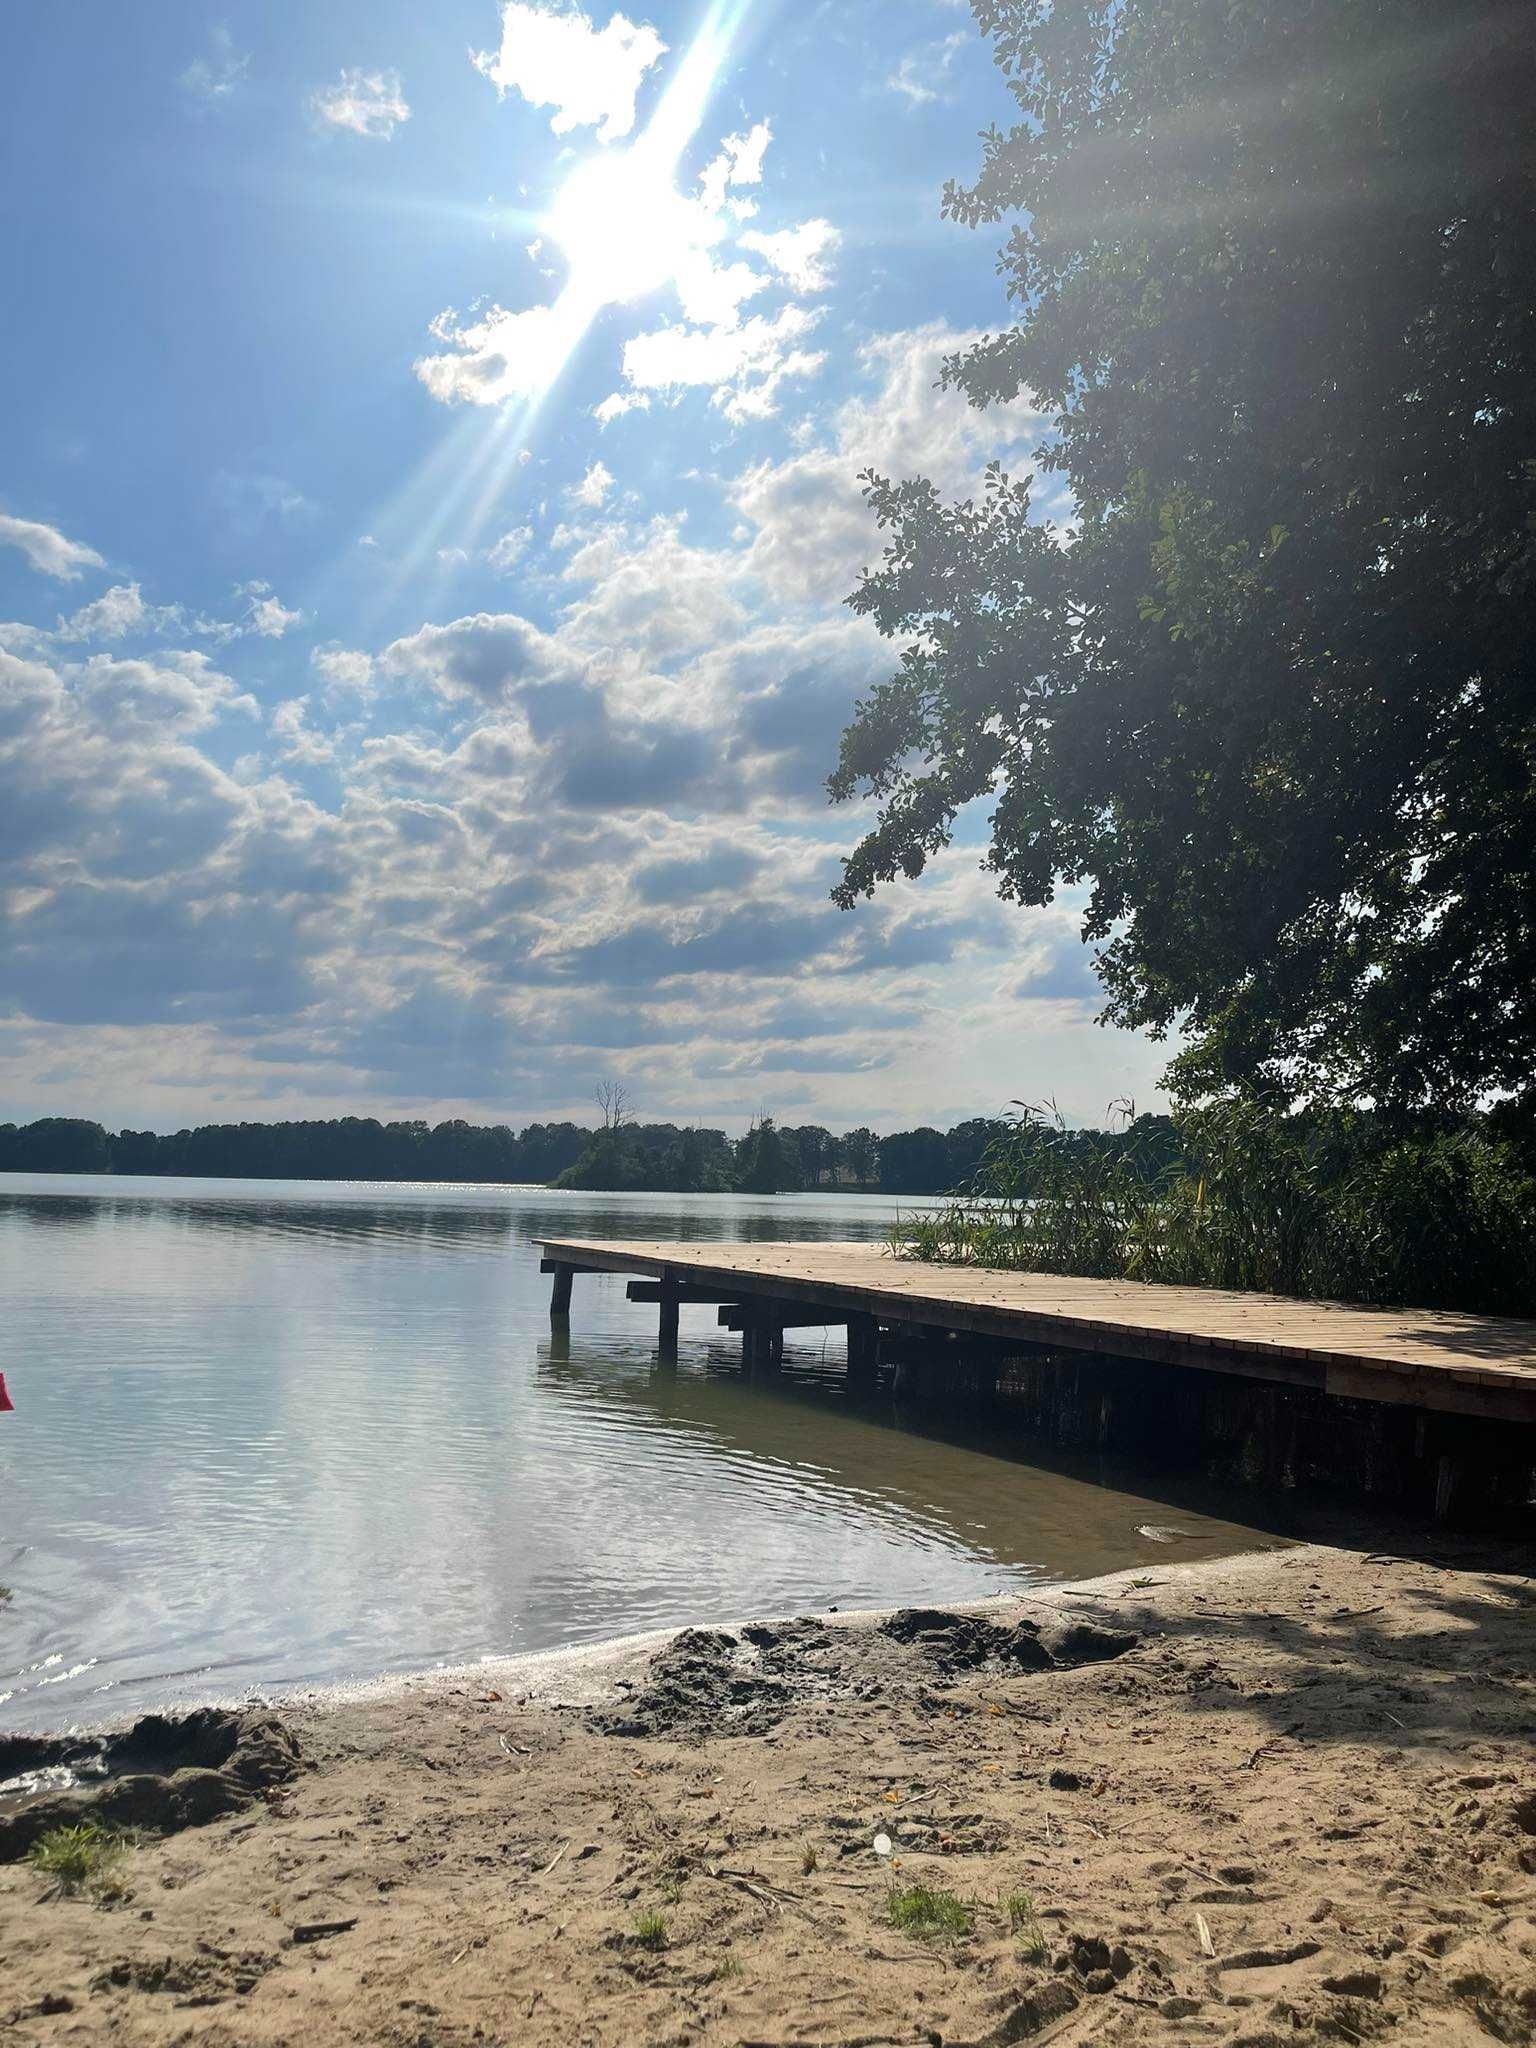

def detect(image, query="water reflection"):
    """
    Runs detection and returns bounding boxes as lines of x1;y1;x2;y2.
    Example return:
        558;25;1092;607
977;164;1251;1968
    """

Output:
0;1175;1275;1731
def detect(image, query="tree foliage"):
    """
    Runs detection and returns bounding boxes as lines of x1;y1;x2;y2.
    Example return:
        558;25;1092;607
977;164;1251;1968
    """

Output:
830;0;1536;1115
0;1112;1028;1196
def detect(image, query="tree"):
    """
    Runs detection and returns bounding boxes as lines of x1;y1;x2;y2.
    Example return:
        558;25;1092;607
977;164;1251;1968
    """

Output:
594;1080;632;1130
737;1116;792;1194
840;1127;878;1186
829;0;1536;1118
878;1126;954;1194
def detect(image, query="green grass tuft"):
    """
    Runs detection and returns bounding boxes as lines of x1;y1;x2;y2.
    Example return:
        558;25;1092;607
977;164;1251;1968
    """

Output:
887;1884;971;1943
1003;1888;1047;1958
633;1908;670;1950
26;1823;128;1893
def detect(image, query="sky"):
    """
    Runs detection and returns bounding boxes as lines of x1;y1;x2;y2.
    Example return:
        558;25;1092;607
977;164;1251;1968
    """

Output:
0;0;1172;1136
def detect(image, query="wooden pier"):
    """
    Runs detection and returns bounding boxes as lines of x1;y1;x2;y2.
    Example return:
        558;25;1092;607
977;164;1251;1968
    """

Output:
537;1237;1536;1522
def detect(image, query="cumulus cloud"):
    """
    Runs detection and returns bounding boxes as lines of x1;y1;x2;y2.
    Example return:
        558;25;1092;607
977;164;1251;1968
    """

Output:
311;67;411;138
559;516;746;663
310;646;376;698
738;220;840;292
697;121;772;212
621;303;826;422
0;511;106;582
486;526;534;571
381;610;590;706
473;2;666;143
55;583;151;641
239;585;303;639
415;301;578;408
731;323;1047;604
0;315;1133;1125
569;460;615;509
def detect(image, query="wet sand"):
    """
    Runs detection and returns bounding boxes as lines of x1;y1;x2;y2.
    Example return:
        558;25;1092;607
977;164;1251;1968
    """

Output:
2;1540;1534;2047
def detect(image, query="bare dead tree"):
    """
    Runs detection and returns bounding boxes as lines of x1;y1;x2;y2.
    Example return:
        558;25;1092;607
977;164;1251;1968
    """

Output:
595;1079;632;1131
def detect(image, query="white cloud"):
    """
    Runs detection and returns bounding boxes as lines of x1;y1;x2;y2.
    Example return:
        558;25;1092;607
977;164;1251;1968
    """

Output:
486;526;534;571
473;2;666;143
54;582;186;643
0;512;105;582
731;324;1047;605
311;646;375;697
311;67;411;139
594;390;650;425
887;33;969;107
415;301;581;407
271;698;337;766
249;596;300;638
738;219;840;293
697;121;772;212
230;584;302;639
620;304;826;422
569;460;615;509
181;25;249;104
380;611;589;705
559;516;746;664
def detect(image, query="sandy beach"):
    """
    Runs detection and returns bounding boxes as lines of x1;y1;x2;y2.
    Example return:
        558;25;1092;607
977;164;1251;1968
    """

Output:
2;1538;1534;2047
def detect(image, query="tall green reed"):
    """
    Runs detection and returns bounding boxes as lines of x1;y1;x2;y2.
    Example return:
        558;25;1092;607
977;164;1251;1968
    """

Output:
896;1098;1536;1316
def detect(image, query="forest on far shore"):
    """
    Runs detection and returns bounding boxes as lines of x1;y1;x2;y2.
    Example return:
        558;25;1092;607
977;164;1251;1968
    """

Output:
0;1109;1182;1198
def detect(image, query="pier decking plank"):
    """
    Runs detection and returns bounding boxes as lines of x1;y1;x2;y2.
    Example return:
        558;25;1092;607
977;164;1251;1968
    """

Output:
534;1236;1536;1423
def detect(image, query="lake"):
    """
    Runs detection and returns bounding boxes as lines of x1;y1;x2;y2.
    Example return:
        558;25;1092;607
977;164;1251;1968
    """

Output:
0;1176;1277;1731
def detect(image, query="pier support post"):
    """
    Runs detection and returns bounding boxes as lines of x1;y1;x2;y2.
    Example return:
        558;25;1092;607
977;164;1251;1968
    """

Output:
548;1264;574;1320
741;1315;784;1374
847;1312;880;1386
657;1279;680;1357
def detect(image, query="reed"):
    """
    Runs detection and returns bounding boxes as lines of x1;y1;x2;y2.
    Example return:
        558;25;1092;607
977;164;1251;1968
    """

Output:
896;1098;1536;1316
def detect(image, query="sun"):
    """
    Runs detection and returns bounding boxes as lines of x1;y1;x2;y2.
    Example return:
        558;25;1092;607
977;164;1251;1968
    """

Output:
548;145;709;309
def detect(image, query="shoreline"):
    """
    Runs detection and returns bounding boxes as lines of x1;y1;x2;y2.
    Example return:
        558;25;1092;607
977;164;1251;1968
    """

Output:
4;1536;1534;2045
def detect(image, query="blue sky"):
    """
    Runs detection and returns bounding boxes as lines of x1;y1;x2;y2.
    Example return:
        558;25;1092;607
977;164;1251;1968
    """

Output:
0;0;1169;1134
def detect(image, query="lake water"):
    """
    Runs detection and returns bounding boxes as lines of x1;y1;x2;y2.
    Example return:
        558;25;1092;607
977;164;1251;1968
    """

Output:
0;1176;1278;1732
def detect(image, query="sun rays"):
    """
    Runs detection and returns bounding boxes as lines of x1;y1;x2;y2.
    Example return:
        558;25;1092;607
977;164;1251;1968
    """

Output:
350;0;755;604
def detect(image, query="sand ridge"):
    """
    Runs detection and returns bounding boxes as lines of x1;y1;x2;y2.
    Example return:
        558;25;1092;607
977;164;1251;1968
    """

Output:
2;1542;1534;2046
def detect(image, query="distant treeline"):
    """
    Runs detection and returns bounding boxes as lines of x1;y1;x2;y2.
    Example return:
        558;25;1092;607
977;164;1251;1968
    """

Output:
0;1111;1183;1197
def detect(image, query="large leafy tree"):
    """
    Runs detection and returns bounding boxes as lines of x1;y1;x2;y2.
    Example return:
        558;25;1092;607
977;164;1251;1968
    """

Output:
830;0;1536;1116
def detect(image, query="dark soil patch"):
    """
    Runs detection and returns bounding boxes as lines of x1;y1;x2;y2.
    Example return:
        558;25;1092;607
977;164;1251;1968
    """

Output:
0;1709;300;1860
588;1630;792;1740
880;1607;1138;1673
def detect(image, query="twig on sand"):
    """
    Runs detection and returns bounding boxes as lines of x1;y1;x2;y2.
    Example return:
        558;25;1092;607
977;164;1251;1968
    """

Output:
738;2036;933;2047
538;1842;568;1877
1059;1814;1107;1840
292;1917;358;1944
1196;1911;1216;1958
705;1863;806;1918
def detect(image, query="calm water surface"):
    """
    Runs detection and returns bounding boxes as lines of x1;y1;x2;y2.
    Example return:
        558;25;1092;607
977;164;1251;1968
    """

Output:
0;1176;1279;1731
